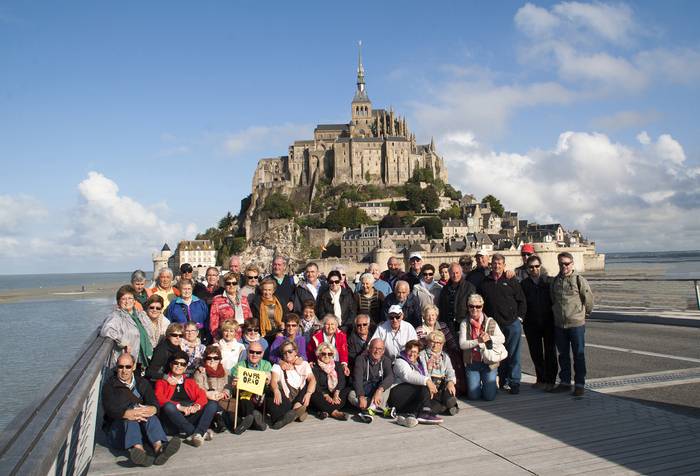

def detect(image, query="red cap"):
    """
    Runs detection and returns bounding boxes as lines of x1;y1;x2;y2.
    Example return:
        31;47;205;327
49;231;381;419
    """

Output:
521;244;535;254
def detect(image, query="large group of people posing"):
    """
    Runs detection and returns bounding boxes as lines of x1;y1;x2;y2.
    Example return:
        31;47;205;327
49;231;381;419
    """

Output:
100;248;594;467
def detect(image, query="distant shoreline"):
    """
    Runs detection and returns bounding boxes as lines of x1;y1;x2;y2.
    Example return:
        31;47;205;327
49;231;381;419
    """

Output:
0;283;121;304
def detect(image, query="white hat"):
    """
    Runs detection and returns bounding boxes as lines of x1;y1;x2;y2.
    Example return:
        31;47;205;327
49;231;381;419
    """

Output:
387;304;403;315
408;252;423;261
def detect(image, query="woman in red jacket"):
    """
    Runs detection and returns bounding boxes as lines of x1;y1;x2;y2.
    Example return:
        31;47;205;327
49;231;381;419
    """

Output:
154;351;219;447
307;314;350;376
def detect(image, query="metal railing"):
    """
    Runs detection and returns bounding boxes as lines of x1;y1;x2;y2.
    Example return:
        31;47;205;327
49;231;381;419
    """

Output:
0;328;112;476
586;277;700;311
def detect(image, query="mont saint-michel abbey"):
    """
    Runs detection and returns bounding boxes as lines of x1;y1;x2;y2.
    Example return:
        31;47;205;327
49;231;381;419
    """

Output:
251;51;448;196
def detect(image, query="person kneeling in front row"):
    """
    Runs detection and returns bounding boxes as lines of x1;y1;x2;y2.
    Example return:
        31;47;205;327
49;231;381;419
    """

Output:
154;351;219;447
310;342;350;421
102;353;180;467
419;331;459;415
267;340;316;429
348;338;396;423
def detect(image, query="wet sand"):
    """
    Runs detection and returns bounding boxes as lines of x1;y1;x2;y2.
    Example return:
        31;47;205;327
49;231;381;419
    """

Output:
0;282;122;304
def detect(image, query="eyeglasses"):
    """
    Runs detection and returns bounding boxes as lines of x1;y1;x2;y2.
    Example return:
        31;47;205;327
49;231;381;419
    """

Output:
119;296;135;301
356;323;369;327
559;261;573;267
225;281;237;286
117;364;133;369
329;279;340;284
246;275;259;280
285;323;298;327
169;333;183;338
185;329;198;333
468;305;483;309
248;350;263;355
246;328;260;333
522;253;532;257
206;273;219;278
319;352;335;357
283;349;296;354
389;314;402;320
148;306;163;311
528;265;541;269
422;272;434;276
172;361;187;367
205;356;221;361
431;340;444;345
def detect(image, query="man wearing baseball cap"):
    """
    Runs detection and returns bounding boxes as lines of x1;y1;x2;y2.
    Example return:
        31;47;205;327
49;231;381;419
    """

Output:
467;250;490;288
371;305;418;360
514;244;547;282
401;252;423;291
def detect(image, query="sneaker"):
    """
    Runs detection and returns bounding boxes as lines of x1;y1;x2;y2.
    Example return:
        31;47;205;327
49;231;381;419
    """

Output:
294;405;308;422
395;415;418;428
252;410;267;431
500;383;511;392
381;406;396;418
366;406;377;417
509;384;520;395
204;429;214;441
331;411;349;421
417;412;443;424
128;447;154;467
357;412;373;423
186;433;204;447
154;437;180;466
317;411;329;420
549;384;572;394
448;405;460;416
573;387;585;397
233;414;254;435
271;410;297;430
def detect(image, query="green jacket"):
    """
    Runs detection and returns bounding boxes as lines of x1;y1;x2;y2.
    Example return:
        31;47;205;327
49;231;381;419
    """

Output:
550;271;594;328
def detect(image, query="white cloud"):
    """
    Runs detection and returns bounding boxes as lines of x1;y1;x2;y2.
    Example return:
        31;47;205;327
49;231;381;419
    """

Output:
440;130;700;251
0;194;47;231
223;123;312;158
636;47;700;85
592;110;660;131
514;3;560;39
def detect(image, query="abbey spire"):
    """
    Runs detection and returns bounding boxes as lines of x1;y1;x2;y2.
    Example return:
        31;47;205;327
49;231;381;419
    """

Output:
353;41;369;103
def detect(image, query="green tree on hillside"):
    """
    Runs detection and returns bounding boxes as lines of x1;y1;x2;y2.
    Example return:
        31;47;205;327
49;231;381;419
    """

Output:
423;185;440;212
481;194;504;217
261;192;296;219
218;212;236;231
415;217;443;239
444;183;462;200
379;214;402;229
325;203;372;231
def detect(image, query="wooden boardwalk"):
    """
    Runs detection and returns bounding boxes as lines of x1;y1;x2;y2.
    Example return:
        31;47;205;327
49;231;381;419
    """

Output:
89;384;700;476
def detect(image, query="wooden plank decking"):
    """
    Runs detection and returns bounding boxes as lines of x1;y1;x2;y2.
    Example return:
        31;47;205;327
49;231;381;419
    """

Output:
88;384;700;476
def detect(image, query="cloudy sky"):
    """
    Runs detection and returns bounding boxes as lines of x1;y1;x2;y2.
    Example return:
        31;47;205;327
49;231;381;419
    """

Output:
1;1;699;273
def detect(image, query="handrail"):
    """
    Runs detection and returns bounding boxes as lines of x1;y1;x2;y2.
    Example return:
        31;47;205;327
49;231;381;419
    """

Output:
586;277;700;311
0;327;112;476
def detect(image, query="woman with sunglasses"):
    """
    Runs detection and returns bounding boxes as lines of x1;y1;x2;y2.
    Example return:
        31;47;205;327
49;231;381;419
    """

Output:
416;305;466;395
144;294;170;347
181;322;206;376
101;284;155;370
310;342;350;421
459;293;506;401
239;318;269;361
317;270;357;331
155;351;219;447
240;264;261;305
209;272;252;339
269;313;308;364
412;263;442;311
194;345;232;435
146;323;185;383
267;340;316;429
419;330;459;415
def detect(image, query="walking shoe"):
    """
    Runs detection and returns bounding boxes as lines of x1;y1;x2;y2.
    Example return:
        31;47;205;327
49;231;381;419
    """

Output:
396;415;418;428
128;447;154;467
154;437;180;466
549;384;572;394
366;406;377;416
331;411;349;421
357;412;373;423
233;414;254;435
317;411;329;420
294;405;308;422
573;387;585;397
271;410;297;430
211;412;227;433
252;410;267;431
448;405;460;416
383;406;397;419
499;383;511;392
417;412;444;425
204;429;214;441
509;384;520;395
186;433;204;447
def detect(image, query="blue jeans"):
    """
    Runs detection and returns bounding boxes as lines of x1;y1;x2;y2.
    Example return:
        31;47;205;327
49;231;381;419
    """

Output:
498;319;522;387
108;415;167;450
554;325;586;387
466;362;497;401
161;401;219;437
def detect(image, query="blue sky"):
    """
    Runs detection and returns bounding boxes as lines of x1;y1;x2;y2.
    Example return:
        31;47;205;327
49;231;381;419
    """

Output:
1;1;699;273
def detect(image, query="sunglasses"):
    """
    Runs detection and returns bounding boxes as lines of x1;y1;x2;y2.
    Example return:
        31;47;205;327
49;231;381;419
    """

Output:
172;361;187;367
225;281;237;286
319;352;334;357
329;279;340;284
205;356;221;361
389;314;402;320
559;261;573;267
422;272;434;277
169;333;183;338
283;349;296;354
246;275;259;280
285;323;298;327
355;323;369;327
116;364;132;369
246;328;261;333
148;305;163;311
248;350;263;355
468;305;483;309
528;265;541;269
522;253;533;257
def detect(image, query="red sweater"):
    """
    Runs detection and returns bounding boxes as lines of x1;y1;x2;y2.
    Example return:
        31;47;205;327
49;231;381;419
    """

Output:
154;376;208;408
209;293;252;338
307;330;348;365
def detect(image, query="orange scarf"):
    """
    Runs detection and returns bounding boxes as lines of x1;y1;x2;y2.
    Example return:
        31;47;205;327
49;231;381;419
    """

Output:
259;295;283;336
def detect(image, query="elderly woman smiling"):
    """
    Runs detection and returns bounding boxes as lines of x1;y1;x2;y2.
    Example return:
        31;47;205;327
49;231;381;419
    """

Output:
307;314;350;376
164;279;210;343
149;267;180;310
310;342;350;420
354;272;384;325
144;294;170;347
419;330;459;415
267;340;316;429
130;270;151;310
101;285;155;369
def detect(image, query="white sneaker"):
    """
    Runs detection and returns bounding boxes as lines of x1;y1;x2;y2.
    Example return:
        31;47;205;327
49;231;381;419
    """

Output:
187;433;204;447
204;429;214;441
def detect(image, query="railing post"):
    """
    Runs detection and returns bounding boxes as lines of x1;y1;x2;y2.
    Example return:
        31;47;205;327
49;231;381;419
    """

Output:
695;280;700;311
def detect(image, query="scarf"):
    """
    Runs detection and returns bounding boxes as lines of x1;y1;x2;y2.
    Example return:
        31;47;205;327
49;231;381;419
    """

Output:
224;290;244;324
317;360;338;392
425;348;443;373
129;309;153;366
258;295;283;336
470;314;484;362
205;363;225;378
330;289;342;323
398;352;426;376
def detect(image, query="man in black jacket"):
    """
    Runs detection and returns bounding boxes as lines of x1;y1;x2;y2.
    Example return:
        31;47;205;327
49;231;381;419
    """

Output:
269;255;296;311
292;262;327;313
382;280;422;327
102;353;180;467
437;263;476;334
478;253;527;394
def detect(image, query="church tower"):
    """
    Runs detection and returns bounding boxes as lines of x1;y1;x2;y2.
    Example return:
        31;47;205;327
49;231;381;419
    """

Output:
351;41;372;137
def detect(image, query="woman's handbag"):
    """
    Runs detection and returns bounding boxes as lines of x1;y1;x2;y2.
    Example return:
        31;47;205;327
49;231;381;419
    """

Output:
480;318;508;365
